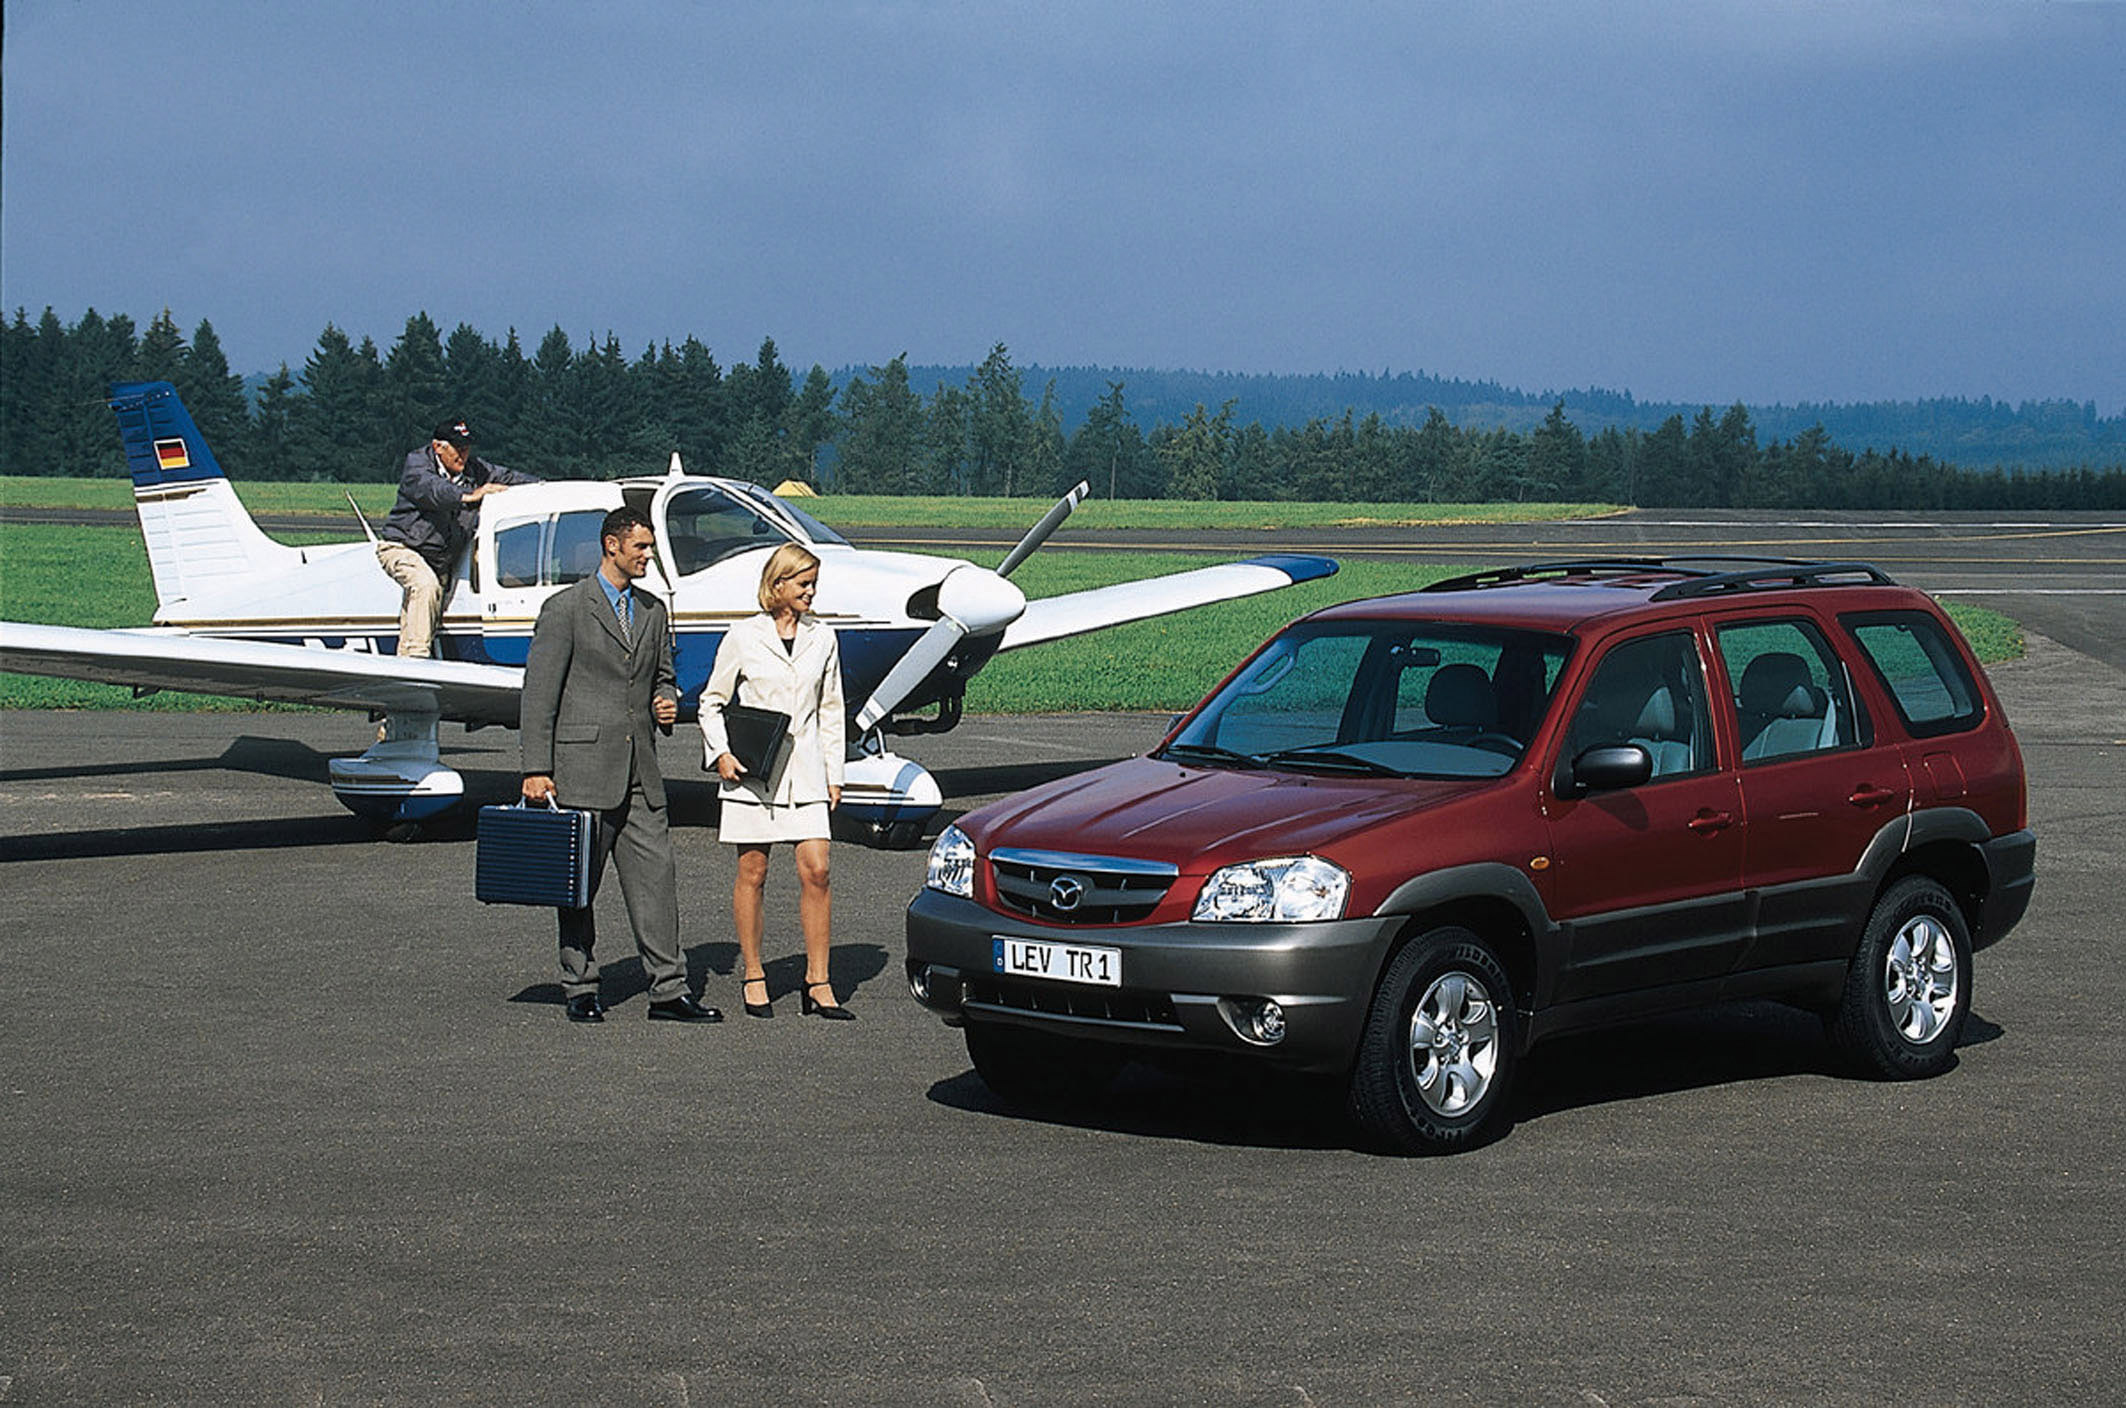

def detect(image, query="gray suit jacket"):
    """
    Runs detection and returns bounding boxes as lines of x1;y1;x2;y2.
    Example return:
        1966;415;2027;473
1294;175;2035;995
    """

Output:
521;575;679;812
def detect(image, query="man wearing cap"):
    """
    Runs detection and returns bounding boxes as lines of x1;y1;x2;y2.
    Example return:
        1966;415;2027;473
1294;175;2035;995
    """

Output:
376;417;539;658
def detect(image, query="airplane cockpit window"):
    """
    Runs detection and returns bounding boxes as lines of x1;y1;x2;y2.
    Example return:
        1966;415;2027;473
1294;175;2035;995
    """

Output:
661;486;798;576
737;485;849;547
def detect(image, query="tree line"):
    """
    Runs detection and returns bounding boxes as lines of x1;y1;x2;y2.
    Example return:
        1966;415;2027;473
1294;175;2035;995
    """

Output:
5;305;2124;511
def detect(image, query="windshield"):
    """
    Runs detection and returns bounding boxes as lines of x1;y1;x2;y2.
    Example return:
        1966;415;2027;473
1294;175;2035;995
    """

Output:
1163;621;1572;779
660;485;796;575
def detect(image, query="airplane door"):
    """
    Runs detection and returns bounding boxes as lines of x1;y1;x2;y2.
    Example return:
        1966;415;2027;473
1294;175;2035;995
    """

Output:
473;495;628;667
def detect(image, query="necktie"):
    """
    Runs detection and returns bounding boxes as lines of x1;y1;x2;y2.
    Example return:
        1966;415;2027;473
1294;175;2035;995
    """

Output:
614;588;633;642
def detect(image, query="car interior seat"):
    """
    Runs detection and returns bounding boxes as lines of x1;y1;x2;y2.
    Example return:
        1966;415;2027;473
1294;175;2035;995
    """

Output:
1738;651;1829;760
1629;685;1696;776
1423;663;1498;740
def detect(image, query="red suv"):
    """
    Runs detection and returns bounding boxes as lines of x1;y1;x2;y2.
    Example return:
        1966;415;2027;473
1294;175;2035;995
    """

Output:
905;559;2035;1153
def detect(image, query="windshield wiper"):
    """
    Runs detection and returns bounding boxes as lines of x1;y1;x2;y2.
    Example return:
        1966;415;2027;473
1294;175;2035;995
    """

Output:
1158;741;1266;770
1260;746;1402;776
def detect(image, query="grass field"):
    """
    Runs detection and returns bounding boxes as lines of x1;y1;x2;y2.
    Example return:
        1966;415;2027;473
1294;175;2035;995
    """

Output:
0;475;1614;529
0;519;2024;715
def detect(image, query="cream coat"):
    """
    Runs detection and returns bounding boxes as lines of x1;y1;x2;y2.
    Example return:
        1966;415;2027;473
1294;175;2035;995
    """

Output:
698;612;846;806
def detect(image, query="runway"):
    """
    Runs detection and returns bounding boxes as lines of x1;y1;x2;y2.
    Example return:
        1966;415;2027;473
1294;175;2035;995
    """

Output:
1;512;2122;1404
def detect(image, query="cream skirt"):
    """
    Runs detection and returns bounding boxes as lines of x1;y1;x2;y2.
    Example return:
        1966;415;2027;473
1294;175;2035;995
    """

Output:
717;796;830;845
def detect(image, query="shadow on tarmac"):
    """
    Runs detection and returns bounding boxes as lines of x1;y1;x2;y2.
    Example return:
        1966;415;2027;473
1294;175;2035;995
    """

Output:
0;734;340;786
924;1001;2007;1152
0;813;375;863
509;941;892;1009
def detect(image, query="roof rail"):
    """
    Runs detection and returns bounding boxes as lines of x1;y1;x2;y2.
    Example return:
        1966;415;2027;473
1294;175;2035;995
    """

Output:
1422;559;1680;593
1647;560;1896;601
1422;556;1897;598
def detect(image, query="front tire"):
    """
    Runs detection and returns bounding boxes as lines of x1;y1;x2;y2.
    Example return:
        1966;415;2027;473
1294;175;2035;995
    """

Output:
1831;876;1972;1079
1348;927;1521;1154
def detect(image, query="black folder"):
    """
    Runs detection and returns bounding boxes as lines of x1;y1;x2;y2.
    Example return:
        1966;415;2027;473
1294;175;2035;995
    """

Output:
719;702;792;779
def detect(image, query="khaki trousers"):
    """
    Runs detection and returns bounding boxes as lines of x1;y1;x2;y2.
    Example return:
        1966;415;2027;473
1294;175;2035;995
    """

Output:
375;542;443;658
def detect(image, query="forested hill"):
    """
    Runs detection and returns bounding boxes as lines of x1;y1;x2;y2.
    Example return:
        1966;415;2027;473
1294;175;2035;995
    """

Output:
889;364;2125;473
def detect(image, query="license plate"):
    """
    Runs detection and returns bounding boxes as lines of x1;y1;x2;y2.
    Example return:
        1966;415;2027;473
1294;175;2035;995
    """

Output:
994;937;1122;988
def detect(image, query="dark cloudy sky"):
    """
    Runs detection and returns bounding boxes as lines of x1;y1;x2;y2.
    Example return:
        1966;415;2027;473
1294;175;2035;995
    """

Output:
5;1;2121;410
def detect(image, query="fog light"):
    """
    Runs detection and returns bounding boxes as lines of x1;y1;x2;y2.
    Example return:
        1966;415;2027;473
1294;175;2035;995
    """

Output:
907;963;934;1003
1228;997;1286;1045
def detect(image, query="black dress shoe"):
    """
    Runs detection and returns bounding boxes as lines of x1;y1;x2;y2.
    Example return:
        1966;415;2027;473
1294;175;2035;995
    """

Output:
647;995;724;1023
565;993;606;1024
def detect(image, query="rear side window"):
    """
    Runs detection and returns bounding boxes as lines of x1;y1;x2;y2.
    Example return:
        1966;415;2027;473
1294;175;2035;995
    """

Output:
1843;610;1984;738
1715;618;1866;763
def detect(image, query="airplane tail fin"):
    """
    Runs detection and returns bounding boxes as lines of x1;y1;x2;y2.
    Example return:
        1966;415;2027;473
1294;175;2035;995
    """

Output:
109;381;300;614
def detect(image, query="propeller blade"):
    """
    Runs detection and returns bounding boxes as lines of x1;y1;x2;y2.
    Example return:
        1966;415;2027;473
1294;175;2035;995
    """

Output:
854;564;1029;731
994;480;1090;578
855;618;965;733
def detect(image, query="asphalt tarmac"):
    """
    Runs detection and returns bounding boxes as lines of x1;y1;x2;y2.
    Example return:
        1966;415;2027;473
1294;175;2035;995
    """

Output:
3;533;2124;1404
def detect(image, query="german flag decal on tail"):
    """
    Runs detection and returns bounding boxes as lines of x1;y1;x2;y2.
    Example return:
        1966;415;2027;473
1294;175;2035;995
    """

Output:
154;438;191;471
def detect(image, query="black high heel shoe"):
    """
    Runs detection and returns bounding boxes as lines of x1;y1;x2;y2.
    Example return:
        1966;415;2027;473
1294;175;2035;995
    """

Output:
741;973;774;1019
802;979;856;1021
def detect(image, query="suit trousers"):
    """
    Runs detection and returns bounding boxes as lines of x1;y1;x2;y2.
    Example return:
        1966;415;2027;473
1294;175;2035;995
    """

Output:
557;775;686;1002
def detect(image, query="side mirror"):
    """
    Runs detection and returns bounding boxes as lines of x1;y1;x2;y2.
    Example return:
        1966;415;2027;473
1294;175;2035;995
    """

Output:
1559;743;1653;797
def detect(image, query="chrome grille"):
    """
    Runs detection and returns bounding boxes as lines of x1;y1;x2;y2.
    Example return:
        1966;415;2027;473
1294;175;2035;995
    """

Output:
989;847;1179;925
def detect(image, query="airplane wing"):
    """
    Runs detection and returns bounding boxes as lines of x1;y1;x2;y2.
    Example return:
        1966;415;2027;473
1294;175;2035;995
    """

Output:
998;554;1338;651
0;621;524;723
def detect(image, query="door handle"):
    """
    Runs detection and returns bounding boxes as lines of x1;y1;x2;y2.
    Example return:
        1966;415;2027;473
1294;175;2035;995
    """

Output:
1687;809;1735;834
1848;785;1899;808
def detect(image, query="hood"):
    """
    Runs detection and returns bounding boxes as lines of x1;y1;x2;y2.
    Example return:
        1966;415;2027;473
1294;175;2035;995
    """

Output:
961;755;1497;872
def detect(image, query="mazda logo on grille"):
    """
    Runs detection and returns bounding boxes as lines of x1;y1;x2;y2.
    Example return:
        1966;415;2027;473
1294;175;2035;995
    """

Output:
1049;875;1087;912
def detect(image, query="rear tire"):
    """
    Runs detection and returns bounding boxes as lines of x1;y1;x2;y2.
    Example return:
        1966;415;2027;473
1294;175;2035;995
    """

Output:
1831;876;1972;1079
965;1023;1126;1107
1348;927;1520;1154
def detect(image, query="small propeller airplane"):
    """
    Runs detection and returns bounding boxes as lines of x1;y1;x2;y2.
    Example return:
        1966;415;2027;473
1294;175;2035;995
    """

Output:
0;381;1337;842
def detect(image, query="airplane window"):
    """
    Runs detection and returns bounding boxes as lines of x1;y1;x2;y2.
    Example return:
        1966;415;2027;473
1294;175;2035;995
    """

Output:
495;522;542;588
661;487;793;575
546;512;606;585
760;492;849;547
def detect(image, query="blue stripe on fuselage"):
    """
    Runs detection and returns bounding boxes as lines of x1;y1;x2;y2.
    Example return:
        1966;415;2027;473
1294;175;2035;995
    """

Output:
237;623;934;718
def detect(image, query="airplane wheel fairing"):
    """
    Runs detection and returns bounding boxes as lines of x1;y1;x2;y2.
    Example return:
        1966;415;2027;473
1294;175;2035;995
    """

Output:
328;736;464;823
837;749;943;846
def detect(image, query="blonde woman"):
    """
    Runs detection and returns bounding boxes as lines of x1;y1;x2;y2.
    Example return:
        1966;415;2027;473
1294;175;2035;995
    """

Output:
699;544;852;1020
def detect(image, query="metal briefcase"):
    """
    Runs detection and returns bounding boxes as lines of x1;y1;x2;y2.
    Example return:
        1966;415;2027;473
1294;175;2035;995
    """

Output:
476;799;598;908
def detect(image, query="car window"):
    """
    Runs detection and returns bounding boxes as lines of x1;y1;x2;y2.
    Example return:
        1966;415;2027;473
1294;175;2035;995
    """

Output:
1715;618;1865;763
1565;630;1715;781
1170;623;1570;779
1842;610;1984;737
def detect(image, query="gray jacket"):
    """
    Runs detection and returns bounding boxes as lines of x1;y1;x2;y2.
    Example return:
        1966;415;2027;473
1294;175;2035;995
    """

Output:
380;445;538;576
520;575;679;812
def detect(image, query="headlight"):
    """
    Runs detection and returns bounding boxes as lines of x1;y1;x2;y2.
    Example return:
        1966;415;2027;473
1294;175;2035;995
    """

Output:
925;824;977;898
1193;855;1349;923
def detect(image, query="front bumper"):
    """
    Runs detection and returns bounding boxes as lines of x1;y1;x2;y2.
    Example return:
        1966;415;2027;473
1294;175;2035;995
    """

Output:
904;887;1403;1073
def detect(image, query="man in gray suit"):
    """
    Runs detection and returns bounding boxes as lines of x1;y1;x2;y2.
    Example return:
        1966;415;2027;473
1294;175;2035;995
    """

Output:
521;506;721;1025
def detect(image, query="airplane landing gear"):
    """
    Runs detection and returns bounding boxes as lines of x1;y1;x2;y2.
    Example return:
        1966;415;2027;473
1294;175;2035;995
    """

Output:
328;706;464;824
